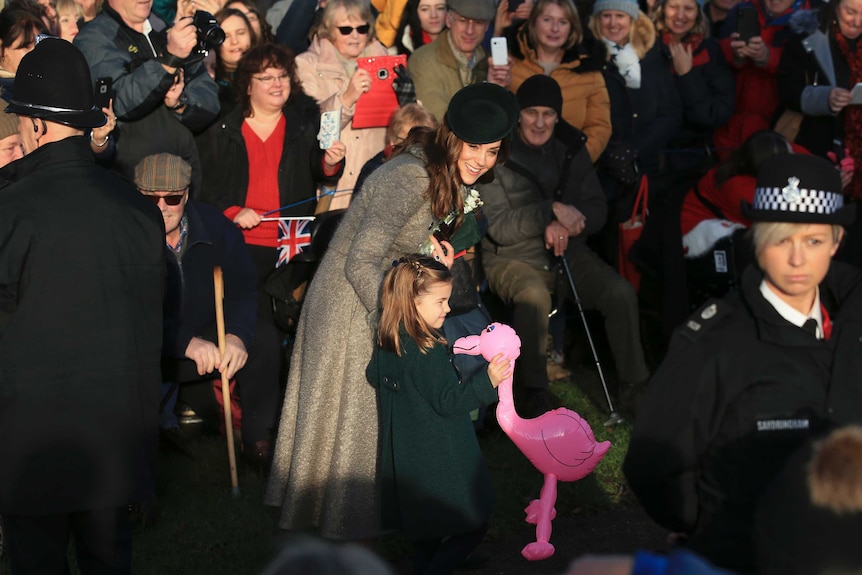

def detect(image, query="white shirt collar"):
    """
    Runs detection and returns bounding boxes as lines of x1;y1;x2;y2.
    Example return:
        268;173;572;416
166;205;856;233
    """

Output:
759;280;824;339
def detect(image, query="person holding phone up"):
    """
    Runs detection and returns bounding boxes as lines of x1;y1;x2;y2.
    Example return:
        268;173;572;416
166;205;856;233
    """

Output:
776;0;862;263
713;0;810;158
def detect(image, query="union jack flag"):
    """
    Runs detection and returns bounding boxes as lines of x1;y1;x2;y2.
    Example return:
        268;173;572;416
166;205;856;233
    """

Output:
276;219;313;267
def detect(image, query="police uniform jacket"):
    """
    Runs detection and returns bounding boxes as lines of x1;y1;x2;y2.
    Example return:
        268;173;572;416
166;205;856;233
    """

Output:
0;137;165;516
623;261;862;572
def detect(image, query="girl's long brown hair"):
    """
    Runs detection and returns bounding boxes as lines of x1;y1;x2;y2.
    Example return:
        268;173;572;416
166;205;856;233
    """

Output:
378;255;451;356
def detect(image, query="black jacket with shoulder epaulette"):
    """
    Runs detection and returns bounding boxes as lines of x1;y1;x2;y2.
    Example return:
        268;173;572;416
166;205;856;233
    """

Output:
623;261;862;573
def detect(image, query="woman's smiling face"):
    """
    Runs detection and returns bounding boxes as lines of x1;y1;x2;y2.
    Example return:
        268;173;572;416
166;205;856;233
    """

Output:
457;140;501;184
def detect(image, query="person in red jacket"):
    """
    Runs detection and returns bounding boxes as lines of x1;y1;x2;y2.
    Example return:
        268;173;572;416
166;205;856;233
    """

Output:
713;0;810;157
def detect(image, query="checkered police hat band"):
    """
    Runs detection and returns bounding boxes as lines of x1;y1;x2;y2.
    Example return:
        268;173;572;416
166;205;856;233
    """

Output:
752;186;844;215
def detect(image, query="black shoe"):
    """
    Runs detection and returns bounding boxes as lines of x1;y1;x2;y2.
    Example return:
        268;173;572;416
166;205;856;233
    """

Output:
160;427;194;457
242;439;272;476
619;379;648;419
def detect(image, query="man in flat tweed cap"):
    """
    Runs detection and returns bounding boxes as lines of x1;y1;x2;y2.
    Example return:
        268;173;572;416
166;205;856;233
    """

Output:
135;153;269;467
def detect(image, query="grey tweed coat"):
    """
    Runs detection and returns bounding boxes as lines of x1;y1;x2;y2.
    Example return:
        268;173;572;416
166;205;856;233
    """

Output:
265;149;459;539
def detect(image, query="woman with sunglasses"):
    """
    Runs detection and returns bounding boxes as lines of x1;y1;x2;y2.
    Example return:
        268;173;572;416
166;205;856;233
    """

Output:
196;43;346;466
295;0;389;210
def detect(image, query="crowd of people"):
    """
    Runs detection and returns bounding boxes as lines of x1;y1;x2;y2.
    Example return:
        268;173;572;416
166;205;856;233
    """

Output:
2;0;862;573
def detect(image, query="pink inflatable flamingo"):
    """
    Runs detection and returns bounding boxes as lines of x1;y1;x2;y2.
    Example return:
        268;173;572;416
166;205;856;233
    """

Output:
453;323;611;561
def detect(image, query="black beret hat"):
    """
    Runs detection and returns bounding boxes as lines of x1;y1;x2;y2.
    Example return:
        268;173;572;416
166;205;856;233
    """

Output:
445;83;520;145
516;74;563;116
742;154;855;226
6;37;106;129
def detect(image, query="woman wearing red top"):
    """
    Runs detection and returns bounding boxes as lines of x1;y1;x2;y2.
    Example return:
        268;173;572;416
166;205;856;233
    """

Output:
196;43;345;463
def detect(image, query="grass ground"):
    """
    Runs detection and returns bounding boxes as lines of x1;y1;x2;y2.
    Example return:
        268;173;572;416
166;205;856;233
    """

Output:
0;370;640;575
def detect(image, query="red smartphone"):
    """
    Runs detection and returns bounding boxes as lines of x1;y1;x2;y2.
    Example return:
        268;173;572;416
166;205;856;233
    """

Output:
353;54;407;129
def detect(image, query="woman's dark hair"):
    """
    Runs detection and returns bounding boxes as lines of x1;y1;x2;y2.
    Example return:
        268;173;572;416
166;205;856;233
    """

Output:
395;121;510;222
235;43;303;117
395;0;425;55
714;130;791;187
0;5;47;57
224;0;275;43
214;8;257;81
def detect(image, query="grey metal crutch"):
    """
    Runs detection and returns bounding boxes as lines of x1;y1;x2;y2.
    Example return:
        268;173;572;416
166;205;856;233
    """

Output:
558;256;625;427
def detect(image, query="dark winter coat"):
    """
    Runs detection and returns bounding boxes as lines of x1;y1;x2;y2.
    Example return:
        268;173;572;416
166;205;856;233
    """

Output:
600;39;682;177
481;124;607;269
776;9;848;158
0;137;165;516
624;262;862;573
367;335;498;540
74;3;219;188
660;36;735;173
162;200;258;359
195;91;342;219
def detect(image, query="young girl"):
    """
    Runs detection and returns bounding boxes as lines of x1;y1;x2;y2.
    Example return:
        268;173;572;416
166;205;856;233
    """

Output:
367;255;510;575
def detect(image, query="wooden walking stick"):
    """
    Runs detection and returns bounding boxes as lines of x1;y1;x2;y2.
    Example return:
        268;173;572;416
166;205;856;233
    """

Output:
214;266;240;496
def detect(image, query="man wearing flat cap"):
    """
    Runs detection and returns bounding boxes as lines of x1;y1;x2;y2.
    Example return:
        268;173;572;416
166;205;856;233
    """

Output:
624;154;862;572
136;153;266;463
407;0;514;122
0;38;165;574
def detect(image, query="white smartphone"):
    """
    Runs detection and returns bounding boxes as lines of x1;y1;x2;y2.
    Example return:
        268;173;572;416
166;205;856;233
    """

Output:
491;37;508;67
851;82;862;105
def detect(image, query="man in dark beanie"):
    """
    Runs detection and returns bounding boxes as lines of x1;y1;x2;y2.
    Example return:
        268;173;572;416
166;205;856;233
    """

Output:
478;74;649;418
0;38;164;574
625;154;862;573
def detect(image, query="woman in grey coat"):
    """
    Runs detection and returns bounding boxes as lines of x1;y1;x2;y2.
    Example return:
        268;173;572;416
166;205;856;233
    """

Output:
264;83;519;540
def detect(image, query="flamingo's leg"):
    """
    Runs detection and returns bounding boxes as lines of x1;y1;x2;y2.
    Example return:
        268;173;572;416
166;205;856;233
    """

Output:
521;473;557;560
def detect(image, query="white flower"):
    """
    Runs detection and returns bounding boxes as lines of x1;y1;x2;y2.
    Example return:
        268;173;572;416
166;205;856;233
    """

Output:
464;189;483;214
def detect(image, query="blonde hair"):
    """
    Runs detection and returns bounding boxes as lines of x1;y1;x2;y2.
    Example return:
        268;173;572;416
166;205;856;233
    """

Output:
316;0;377;44
653;0;709;38
55;0;82;20
751;222;844;257
527;0;582;51
386;102;438;146
589;9;655;59
378;255;451;356
808;426;862;514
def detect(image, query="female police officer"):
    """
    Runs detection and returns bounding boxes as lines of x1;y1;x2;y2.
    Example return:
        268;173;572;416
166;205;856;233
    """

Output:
623;153;862;573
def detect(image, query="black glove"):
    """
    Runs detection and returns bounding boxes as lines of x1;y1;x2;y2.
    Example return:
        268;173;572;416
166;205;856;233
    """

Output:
600;142;639;186
392;64;416;106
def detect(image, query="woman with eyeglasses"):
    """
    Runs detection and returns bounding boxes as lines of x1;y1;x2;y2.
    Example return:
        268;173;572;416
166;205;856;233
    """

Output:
196;43;346;467
295;0;389;210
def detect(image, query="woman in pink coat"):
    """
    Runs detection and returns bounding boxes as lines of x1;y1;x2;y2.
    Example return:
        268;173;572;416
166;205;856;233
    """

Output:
296;0;389;210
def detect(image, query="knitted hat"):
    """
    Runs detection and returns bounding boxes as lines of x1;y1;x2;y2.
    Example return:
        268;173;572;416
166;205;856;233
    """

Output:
445;83;520;144
742;155;855;225
7;37;105;129
134;153;192;192
0;101;18;140
447;0;496;21
593;0;640;19
516;75;563;116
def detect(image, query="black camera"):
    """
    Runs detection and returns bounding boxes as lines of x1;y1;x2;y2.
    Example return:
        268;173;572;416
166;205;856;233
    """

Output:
192;10;224;55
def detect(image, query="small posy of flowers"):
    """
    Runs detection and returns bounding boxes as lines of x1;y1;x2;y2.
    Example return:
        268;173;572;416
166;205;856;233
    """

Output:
464;189;483;214
418;190;483;255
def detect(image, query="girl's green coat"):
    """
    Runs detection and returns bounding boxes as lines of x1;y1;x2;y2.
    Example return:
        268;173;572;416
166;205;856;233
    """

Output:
367;335;498;540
